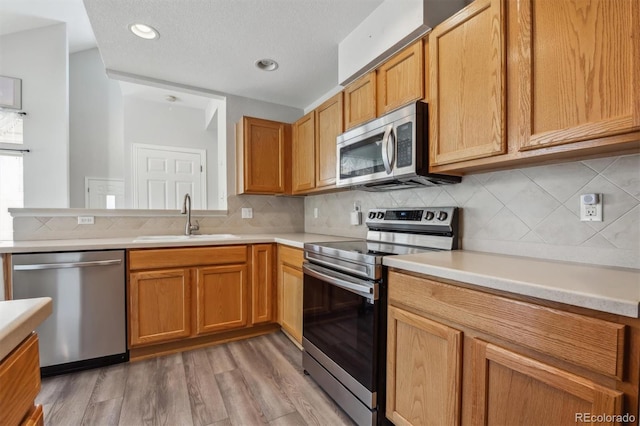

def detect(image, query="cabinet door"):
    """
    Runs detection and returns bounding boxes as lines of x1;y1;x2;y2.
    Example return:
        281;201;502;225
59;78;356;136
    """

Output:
292;111;316;193
280;264;303;344
377;40;424;115
514;0;639;151
471;340;623;426
237;116;289;194
129;269;191;346
315;92;343;189
0;333;41;426
386;306;462;426
344;71;377;130
429;0;506;165
196;264;248;334
251;244;275;325
23;404;44;426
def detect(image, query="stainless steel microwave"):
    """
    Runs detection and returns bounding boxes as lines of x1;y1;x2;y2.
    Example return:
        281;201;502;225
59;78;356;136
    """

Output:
336;101;461;191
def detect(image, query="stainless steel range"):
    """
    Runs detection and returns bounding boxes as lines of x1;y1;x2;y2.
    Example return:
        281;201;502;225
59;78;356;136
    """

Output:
302;207;459;425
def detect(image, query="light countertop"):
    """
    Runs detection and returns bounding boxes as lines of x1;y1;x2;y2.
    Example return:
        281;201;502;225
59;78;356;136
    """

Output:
2;234;638;318
384;250;640;318
0;297;52;361
0;233;357;253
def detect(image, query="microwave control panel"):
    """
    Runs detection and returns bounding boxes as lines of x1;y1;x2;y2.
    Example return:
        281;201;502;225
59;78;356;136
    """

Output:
396;122;413;168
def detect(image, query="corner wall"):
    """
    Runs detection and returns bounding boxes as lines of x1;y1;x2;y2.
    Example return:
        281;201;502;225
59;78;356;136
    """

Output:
69;48;124;208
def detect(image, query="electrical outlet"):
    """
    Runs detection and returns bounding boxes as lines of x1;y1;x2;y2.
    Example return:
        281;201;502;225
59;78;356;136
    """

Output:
77;216;95;225
313;208;319;219
580;193;602;222
241;208;253;219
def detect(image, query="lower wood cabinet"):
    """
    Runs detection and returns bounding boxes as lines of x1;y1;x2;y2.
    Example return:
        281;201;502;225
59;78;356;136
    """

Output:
471;340;623;425
196;264;248;334
0;333;43;426
387;270;636;426
129;268;191;346
277;245;304;344
128;245;276;352
386;306;461;426
251;244;275;325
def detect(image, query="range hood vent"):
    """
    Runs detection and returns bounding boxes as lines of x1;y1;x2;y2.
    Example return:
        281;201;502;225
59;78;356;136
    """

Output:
338;0;466;85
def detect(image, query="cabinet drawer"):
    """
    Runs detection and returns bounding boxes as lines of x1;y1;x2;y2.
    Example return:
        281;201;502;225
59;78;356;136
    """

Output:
129;246;247;270
0;333;41;426
388;271;626;378
278;245;304;269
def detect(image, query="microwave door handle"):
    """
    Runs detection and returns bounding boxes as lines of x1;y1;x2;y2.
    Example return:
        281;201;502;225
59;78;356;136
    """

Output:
381;124;393;174
388;126;396;169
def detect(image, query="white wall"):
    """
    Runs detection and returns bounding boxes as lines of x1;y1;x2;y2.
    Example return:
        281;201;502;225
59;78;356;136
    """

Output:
0;24;69;207
123;97;219;208
69;48;124;208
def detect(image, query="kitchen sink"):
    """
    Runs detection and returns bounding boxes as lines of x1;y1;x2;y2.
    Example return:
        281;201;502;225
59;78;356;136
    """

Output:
134;234;239;242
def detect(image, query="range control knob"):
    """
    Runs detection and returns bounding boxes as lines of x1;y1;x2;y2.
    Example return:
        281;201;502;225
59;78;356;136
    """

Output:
368;211;376;219
436;211;448;221
376;211;385;219
425;211;435;221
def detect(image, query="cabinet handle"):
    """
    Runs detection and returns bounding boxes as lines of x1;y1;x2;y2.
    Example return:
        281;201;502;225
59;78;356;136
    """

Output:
14;259;122;271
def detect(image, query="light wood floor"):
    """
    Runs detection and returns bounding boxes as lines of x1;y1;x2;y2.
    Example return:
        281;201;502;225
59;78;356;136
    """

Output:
36;332;355;426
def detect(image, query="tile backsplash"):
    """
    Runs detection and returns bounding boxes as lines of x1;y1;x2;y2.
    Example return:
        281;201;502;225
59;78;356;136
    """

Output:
11;154;639;269
305;154;640;269
12;195;305;240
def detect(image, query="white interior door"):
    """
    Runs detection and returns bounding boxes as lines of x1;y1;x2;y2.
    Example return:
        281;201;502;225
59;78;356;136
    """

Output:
132;144;207;209
85;178;125;209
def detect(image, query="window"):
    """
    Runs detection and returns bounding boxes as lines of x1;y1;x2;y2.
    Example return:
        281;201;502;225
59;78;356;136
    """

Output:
0;110;25;240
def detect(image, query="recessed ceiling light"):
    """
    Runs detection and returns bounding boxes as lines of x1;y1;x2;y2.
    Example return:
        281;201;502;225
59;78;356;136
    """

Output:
255;59;279;71
129;23;159;40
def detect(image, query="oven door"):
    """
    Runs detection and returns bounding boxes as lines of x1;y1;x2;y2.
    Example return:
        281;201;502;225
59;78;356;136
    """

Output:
302;262;379;399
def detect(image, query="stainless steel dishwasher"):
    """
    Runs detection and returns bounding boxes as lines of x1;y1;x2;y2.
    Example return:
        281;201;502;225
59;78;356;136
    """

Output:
11;250;128;376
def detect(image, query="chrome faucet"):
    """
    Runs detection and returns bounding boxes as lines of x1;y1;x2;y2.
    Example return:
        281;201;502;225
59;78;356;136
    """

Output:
180;193;200;236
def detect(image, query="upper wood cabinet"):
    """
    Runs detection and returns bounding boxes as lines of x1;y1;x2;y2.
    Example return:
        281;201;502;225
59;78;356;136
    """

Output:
314;92;343;189
377;41;424;115
344;72;377;130
343;40;425;131
429;0;506;166
292;92;343;194
236;116;291;195
429;0;639;173
513;0;640;151
292;112;316;193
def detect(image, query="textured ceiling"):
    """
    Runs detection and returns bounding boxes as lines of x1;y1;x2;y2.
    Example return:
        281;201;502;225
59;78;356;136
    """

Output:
83;0;385;109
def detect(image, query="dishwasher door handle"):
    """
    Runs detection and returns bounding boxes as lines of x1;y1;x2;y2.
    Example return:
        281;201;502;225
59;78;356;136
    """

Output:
13;259;123;271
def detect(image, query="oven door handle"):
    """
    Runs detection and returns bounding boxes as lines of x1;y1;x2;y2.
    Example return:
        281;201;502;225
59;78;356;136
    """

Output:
303;263;377;302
